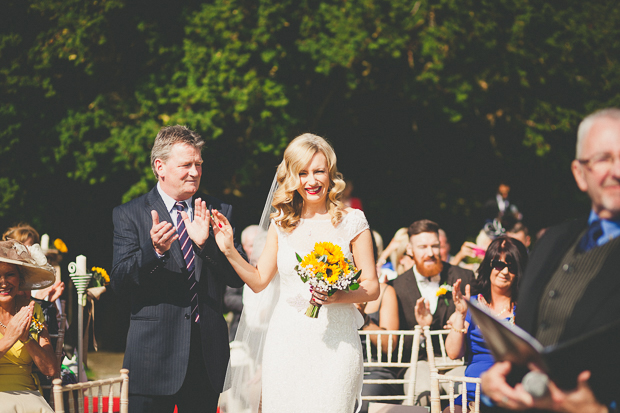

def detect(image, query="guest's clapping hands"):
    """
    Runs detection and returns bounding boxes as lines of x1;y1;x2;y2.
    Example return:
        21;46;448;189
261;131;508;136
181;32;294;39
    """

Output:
48;281;65;302
452;279;470;316
481;362;606;413
3;301;34;345
179;198;210;248
414;297;432;327
32;280;65;302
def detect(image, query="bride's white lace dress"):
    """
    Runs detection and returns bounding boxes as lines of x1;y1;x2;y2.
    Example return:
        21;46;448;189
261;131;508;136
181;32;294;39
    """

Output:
261;209;368;413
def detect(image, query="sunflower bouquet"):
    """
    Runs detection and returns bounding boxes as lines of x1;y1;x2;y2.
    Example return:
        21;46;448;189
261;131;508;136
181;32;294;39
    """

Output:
295;241;361;318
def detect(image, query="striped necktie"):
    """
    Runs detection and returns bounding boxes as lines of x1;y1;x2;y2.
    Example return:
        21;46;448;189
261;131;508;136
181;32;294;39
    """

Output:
174;201;199;322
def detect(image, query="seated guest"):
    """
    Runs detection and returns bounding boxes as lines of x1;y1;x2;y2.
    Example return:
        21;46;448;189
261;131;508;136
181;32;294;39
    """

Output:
3;225;64;332
0;239;57;412
377;227;413;281
389;220;475;406
505;221;531;249
443;236;528;413
438;229;452;263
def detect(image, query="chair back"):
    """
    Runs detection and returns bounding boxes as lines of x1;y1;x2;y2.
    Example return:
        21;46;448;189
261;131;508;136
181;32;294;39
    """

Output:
50;300;68;378
52;369;129;413
423;326;465;371
429;368;481;413
359;326;422;406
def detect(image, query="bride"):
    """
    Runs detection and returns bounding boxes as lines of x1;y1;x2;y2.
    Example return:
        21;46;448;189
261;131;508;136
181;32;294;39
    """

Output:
213;133;379;413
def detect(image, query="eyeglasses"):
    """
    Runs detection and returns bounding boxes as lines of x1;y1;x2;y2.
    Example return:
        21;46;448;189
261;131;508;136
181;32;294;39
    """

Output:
491;259;517;273
577;153;620;174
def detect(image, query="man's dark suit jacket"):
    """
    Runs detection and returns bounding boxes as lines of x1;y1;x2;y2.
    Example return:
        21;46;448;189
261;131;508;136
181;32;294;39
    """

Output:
389;263;475;361
110;187;245;396
515;218;620;405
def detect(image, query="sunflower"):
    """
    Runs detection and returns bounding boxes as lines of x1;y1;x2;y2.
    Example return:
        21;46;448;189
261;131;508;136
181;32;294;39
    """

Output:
325;265;342;284
53;238;68;253
301;254;320;269
92;267;110;284
314;242;344;264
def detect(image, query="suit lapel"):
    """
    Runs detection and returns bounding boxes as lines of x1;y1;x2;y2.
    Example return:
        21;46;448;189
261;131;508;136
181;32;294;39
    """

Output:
145;188;186;272
433;265;450;325
398;269;421;329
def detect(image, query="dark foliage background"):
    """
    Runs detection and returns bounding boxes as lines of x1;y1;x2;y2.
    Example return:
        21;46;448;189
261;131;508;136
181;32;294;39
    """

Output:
1;0;618;349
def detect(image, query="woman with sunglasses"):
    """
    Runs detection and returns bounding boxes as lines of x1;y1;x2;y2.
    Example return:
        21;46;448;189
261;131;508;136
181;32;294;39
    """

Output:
443;235;528;413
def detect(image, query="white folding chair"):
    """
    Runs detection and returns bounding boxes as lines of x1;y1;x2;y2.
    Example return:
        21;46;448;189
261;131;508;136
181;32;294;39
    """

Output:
52;369;129;413
423;326;465;372
430;368;481;413
359;326;422;406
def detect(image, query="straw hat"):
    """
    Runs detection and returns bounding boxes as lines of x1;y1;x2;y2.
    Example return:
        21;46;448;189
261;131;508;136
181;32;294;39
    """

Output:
0;240;56;290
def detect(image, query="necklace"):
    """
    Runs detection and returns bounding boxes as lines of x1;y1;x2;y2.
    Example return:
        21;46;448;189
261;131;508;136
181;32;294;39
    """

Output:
0;303;16;329
494;306;510;317
478;294;513;318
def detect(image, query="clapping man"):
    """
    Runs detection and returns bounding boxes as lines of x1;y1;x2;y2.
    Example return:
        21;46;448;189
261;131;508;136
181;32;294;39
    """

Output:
389;219;475;405
111;126;246;413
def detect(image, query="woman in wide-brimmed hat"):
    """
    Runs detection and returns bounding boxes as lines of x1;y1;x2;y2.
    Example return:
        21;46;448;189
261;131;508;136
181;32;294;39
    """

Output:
0;239;58;412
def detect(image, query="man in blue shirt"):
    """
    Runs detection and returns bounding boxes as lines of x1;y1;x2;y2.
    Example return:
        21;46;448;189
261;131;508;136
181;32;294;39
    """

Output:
482;108;620;413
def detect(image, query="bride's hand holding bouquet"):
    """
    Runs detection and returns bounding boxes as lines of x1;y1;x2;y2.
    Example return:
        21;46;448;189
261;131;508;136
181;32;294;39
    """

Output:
297;241;362;318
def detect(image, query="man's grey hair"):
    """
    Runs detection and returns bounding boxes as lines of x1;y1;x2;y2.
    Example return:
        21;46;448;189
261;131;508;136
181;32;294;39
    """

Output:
151;125;205;178
576;108;620;159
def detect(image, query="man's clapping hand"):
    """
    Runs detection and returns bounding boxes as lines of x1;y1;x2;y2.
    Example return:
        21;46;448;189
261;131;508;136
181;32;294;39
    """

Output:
179;198;210;249
414;297;432;327
151;210;178;255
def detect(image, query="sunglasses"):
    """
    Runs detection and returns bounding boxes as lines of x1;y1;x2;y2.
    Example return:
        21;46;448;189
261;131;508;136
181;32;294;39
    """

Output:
491;259;517;273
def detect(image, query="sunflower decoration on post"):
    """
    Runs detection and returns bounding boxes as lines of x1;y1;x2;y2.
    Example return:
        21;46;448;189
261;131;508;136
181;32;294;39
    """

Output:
87;266;110;301
53;238;68;253
295;242;361;318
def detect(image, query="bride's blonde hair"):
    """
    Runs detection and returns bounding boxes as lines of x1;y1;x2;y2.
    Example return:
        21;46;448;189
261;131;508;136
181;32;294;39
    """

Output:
271;133;346;232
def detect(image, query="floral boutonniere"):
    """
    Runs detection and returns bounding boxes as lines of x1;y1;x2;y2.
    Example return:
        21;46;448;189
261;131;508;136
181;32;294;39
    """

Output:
30;313;44;335
436;283;453;306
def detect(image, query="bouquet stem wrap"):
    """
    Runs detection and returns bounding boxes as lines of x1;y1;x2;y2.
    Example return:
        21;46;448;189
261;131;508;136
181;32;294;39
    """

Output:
305;300;322;318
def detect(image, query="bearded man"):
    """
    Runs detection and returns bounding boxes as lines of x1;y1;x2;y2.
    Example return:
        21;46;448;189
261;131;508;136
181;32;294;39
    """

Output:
389;219;475;406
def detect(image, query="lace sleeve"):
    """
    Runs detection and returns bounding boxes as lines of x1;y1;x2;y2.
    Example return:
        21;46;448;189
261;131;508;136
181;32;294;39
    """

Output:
345;209;370;242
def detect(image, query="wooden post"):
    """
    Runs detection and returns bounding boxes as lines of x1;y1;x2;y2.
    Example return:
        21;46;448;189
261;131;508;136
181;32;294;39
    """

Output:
52;378;64;413
120;369;130;413
430;368;441;413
